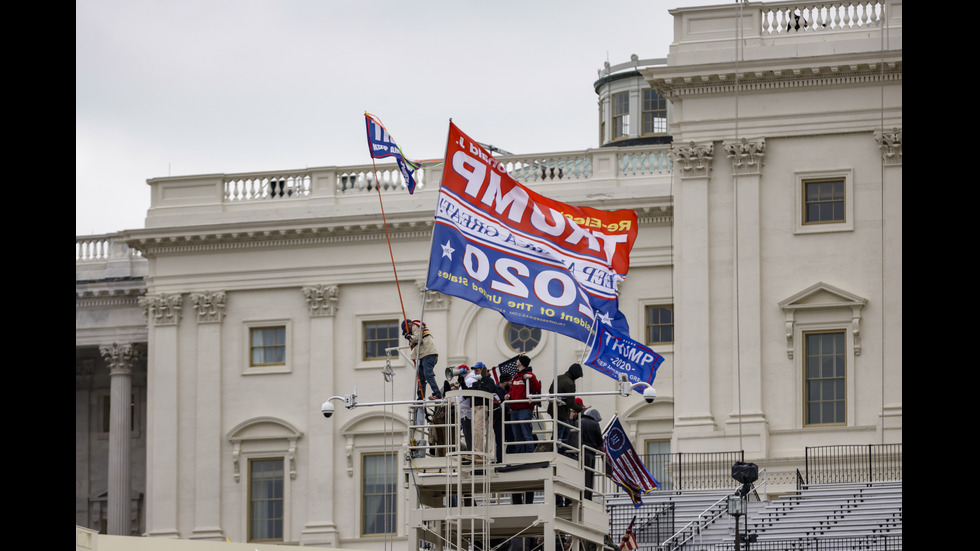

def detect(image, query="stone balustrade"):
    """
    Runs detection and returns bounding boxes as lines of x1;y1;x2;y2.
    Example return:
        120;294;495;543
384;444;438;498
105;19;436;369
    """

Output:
76;234;143;262
666;1;900;66
129;144;672;230
759;1;887;34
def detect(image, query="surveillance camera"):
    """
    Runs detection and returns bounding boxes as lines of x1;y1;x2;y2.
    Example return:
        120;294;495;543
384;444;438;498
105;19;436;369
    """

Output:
321;401;335;419
643;386;657;404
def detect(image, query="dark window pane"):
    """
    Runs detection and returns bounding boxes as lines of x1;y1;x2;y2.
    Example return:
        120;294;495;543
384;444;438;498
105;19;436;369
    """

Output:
364;320;399;360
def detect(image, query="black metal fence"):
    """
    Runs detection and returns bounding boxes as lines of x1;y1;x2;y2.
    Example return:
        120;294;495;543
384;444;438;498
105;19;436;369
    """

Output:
639;451;745;492
607;502;674;549
803;444;902;486
688;535;902;550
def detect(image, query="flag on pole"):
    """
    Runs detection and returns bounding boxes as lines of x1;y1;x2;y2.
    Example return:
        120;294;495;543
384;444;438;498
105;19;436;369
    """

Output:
364;113;422;194
489;355;522;385
604;416;659;507
584;322;664;390
619;516;638;551
425;122;638;344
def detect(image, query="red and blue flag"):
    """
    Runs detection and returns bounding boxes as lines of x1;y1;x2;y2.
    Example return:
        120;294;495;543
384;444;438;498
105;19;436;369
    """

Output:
425;122;638;344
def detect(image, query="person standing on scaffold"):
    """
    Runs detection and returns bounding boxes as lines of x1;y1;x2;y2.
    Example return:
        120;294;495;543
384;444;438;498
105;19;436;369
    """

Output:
403;319;442;399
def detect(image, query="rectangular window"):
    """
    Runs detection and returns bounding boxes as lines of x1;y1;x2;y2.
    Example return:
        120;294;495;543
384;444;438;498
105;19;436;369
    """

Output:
362;453;397;536
645;305;674;345
804;331;846;425
248;458;284;542
613;92;630;139
803;178;845;224
363;320;399;361
642;89;667;135
250;326;286;366
644;440;671;491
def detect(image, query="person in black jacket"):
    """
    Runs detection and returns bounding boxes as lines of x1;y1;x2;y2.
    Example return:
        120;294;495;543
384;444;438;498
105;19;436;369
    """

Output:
580;407;603;500
493;372;512;464
547;363;585;454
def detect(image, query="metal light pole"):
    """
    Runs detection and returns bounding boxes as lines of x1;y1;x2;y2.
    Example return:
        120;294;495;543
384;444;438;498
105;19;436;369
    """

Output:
727;495;747;551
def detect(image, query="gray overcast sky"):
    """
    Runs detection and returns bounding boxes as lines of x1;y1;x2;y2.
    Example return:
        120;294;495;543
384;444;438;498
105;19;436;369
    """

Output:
76;0;709;236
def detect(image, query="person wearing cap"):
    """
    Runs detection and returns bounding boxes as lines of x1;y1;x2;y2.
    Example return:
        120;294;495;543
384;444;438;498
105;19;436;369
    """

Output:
547;363;586;455
403;319;441;399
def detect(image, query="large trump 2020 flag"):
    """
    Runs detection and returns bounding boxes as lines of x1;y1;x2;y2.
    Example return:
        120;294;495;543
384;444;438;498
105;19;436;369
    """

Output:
426;122;638;344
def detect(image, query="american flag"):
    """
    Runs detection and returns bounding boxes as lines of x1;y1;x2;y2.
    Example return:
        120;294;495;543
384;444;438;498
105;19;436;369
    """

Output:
603;416;659;507
489;354;522;385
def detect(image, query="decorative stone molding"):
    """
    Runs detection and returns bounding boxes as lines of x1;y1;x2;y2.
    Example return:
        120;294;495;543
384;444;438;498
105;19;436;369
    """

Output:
227;417;303;483
302;284;339;317
725;138;766;175
99;343;138;375
874;128;902;165
646;58;902;100
418;281;451;311
345;437;354;477
778;282;867;358
672;142;713;178
190;290;226;323
139;293;183;326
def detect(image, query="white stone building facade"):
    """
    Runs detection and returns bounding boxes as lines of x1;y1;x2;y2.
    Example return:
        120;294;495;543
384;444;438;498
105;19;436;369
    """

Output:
75;1;901;547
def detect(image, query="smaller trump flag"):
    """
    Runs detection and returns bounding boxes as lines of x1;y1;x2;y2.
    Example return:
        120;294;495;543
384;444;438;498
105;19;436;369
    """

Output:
585;323;664;391
604;416;659;507
364;113;422;194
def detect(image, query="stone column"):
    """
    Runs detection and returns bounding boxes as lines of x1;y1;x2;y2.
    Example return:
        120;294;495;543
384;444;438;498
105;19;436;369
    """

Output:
190;291;227;541
723;139;768;453
875;128;902;443
671;143;717;435
100;343;139;536
301;285;341;546
140;293;183;538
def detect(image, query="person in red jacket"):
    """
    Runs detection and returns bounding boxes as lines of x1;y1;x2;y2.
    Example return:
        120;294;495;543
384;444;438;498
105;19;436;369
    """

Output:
506;355;541;453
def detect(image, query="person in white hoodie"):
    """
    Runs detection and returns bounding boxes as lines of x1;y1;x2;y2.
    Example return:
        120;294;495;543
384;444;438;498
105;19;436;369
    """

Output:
460;366;479;451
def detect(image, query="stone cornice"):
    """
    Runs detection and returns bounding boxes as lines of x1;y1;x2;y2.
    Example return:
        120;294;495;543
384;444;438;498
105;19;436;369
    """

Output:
645;53;902;98
123;222;434;257
76;288;145;309
636;205;673;225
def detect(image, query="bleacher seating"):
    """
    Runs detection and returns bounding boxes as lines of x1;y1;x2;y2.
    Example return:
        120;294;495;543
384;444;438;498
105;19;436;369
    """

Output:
610;482;903;549
746;482;902;543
